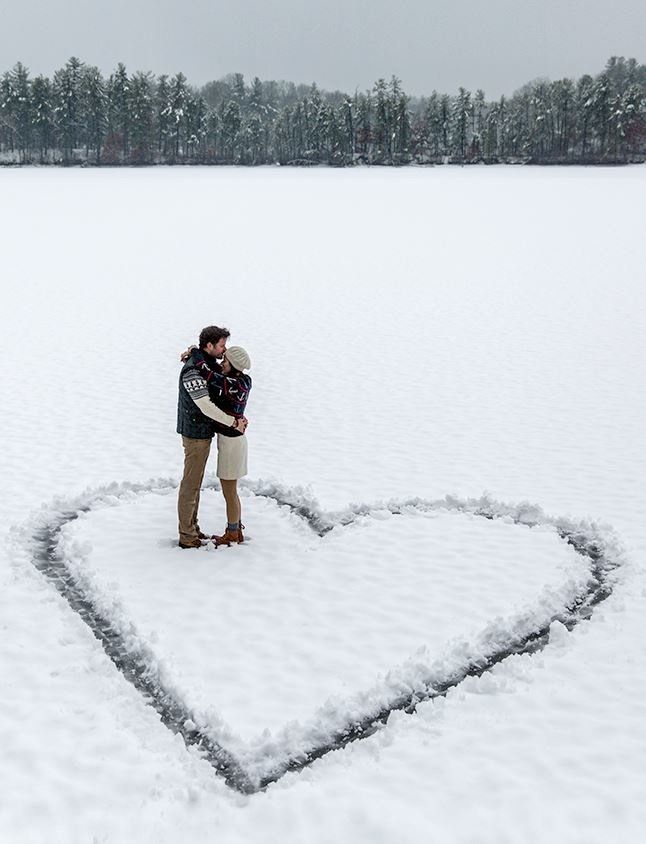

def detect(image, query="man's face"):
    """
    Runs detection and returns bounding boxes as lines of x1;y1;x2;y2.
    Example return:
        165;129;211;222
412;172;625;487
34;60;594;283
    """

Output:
205;337;227;359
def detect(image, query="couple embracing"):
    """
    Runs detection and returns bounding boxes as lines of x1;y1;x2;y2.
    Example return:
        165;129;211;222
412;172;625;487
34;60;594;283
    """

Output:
176;325;251;549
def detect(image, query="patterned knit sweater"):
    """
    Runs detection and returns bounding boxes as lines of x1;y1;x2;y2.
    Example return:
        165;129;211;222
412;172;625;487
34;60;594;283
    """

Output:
188;349;252;437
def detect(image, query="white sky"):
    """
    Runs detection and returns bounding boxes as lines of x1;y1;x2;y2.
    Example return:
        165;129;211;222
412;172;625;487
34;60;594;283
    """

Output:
1;0;644;97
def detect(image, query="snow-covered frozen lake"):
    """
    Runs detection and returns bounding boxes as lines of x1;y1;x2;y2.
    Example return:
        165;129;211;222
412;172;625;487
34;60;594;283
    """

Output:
1;166;645;843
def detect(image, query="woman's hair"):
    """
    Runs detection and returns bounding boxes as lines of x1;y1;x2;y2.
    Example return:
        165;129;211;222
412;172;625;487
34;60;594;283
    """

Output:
199;325;230;348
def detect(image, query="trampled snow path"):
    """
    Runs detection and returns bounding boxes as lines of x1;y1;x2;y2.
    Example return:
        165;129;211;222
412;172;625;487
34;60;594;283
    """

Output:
12;478;623;793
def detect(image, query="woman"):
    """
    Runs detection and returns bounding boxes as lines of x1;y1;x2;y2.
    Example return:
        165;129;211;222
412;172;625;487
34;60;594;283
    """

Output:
188;344;252;547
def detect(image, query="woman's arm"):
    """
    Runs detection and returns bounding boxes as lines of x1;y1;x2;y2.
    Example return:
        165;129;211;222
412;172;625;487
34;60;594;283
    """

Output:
190;349;226;389
182;365;246;430
190;350;251;417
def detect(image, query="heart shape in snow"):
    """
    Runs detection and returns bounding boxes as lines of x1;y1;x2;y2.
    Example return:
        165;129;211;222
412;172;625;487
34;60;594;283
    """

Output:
21;478;619;793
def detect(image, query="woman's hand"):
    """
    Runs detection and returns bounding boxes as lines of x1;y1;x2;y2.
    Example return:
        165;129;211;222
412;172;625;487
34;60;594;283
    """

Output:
180;344;198;363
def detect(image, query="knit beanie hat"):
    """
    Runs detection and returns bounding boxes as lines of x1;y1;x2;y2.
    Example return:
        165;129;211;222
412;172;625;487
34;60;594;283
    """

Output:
225;346;251;372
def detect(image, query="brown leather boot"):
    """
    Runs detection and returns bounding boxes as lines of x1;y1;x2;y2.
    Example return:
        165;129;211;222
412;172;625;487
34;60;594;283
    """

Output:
212;525;245;547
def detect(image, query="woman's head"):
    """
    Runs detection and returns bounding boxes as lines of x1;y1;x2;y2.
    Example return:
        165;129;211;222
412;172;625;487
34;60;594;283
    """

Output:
223;346;251;375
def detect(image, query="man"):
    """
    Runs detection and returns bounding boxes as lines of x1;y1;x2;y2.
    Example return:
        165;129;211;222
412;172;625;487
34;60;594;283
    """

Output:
177;325;247;548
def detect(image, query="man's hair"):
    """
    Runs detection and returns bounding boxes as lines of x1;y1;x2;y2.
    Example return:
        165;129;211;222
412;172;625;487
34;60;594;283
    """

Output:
199;325;230;349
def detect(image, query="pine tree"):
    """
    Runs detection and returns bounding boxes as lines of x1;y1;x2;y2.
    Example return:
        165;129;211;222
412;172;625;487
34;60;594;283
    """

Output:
204;108;219;161
591;73;611;157
167;73;189;160
372;78;390;163
246;75;268;162
52;57;84;162
184;93;207;161
291;100;305;159
529;81;552;159
451;87;471;160
130;71;154;163
496;96;508;158
7;63;33;161
439;94;450;158
341;96;354;162
155;75;171;157
420;92;440;159
305;84;323;159
621;83;646;157
0;72;15;154
31;75;53;162
324;103;344;164
605;57;630;96
507;90;530;157
471;89;486;159
483;100;500;160
220;99;241;162
242;111;263;164
273;105;292;164
576;74;594;158
390;77;411;164
607;82;645;160
315;97;331;162
106;63;131;161
231;73;246;108
354;91;372;160
552;78;574;158
81;66;106;164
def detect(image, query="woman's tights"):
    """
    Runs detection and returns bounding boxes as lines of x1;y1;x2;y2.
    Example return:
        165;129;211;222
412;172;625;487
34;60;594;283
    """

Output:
220;479;241;525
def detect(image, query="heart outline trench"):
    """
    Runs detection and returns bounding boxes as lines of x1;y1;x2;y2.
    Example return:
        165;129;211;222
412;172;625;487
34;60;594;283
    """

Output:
23;478;622;794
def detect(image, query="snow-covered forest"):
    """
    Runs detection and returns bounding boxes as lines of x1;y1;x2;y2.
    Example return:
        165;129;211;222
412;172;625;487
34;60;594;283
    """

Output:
1;55;644;166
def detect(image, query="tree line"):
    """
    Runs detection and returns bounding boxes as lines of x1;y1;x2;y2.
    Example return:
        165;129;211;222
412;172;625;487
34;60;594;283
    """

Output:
1;56;644;166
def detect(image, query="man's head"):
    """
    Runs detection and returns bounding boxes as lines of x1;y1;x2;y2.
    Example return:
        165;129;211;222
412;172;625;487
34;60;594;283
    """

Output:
199;325;230;359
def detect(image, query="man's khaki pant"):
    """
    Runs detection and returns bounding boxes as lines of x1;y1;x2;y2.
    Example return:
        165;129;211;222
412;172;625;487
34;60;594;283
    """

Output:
178;436;212;546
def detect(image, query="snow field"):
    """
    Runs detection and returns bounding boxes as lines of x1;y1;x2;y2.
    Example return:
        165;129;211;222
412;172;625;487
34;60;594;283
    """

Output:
54;485;589;752
1;165;645;842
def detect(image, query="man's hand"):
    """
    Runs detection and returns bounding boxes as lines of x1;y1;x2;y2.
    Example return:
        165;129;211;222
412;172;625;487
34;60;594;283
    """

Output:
233;416;248;433
180;344;198;363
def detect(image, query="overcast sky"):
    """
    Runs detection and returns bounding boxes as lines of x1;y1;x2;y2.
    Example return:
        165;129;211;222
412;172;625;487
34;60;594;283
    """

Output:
1;0;644;97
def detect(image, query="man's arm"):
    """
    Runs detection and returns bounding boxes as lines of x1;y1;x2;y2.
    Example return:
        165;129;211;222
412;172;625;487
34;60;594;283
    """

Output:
182;368;243;429
187;350;250;415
